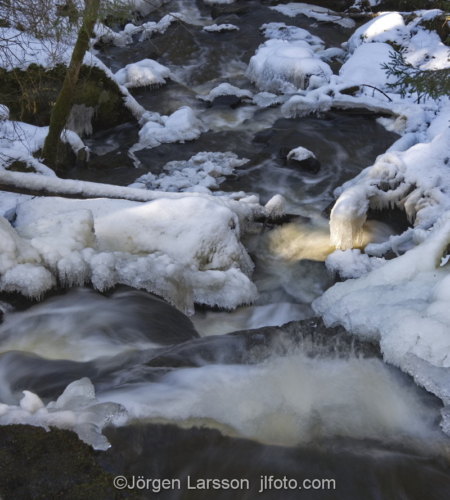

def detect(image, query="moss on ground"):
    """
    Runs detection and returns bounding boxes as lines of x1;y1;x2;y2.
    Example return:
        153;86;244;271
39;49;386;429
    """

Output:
0;425;139;499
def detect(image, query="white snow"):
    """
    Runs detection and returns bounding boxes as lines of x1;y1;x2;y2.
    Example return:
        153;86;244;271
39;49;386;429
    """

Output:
132;106;208;151
114;59;172;89
339;42;399;90
0;119;84;175
265;194;286;219
287;146;316;163
326;248;386;279
246;39;333;93
346;12;410;54
203;24;239;32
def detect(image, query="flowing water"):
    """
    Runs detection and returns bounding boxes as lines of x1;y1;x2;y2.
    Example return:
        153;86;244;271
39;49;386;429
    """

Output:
2;0;450;497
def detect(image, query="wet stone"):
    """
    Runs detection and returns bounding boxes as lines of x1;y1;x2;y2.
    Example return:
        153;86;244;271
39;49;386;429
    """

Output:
287;155;321;174
211;94;242;108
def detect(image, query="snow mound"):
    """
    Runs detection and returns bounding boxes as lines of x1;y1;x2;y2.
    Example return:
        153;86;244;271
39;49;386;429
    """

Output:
246;39;333;93
132;107;208;151
339;42;399;90
346;12;410;54
197;83;253;102
114;59;172;89
129;151;248;193
265;195;286;218
0;378;126;450
326;249;386;279
4;196;258;313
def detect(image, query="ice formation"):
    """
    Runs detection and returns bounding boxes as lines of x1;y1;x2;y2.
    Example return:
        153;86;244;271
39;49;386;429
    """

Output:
330;125;450;251
132;107;208;151
246;39;333;93
0;378;126;450
129;151;248;193
325;249;386;279
114;59;172;89
0;195;262;313
314;214;450;414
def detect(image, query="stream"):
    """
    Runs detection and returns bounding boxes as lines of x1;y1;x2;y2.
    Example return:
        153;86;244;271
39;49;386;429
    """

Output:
1;0;450;498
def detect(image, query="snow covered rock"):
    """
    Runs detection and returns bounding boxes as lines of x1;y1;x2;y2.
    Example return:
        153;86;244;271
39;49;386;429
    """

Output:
114;59;172;89
133;107;208;151
286;147;321;174
246;39;333;93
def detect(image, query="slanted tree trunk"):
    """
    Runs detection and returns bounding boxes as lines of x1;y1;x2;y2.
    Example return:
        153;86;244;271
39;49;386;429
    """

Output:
42;0;101;170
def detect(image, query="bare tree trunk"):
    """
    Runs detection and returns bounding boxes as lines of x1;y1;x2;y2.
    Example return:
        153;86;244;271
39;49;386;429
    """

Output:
41;0;100;170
